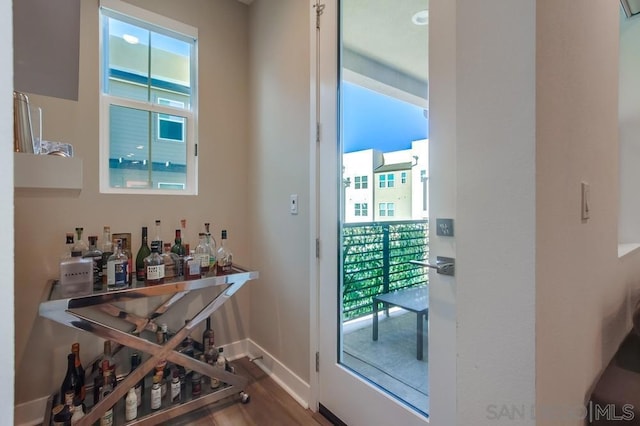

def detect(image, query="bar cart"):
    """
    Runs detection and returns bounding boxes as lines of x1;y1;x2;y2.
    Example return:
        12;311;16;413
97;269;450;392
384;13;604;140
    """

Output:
39;266;259;425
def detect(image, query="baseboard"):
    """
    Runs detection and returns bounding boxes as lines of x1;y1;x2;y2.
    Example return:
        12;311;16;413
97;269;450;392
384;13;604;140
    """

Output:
15;338;310;425
15;394;49;426
246;338;312;409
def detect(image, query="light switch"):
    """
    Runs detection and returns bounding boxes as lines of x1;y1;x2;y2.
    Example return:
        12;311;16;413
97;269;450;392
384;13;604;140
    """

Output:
290;194;298;215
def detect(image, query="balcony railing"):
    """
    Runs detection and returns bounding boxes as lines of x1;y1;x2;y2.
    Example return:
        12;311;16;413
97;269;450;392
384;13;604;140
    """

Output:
342;219;429;321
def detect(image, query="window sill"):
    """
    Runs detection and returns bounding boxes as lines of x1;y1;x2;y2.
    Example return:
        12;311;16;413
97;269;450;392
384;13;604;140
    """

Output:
618;243;640;258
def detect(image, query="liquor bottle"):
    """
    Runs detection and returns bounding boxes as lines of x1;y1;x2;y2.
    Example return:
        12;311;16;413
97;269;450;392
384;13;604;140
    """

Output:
52;400;73;425
60;353;81;405
121;237;134;285
171;229;186;256
99;360;114;426
216;230;233;274
83;236;103;291
129;352;144;407
180;218;189;247
170;369;181;404
125;387;137;421
70;397;85;424
204;223;217;270
179;320;195;360
202;317;215;356
195;233;210;275
59;251;93;297
72;227;89;255
209;349;220;389
107;239;128;289
161;243;180;280
101;226;114;285
150;375;162;410
184;248;201;280
154;219;162;246
144;241;165;285
61;233;74;260
191;358;202;398
71;343;85;403
135;227;151;282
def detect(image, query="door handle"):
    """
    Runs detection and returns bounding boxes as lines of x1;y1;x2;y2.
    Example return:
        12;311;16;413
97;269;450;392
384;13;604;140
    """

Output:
410;256;455;276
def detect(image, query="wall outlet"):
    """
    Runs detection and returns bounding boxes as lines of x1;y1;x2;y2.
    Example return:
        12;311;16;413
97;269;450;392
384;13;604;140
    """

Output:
290;194;298;215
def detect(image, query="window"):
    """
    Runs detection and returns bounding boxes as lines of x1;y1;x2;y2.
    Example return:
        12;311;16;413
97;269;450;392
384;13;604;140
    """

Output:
379;173;394;188
401;172;407;184
379;202;395;217
354;175;368;189
355;203;368;216
99;0;198;194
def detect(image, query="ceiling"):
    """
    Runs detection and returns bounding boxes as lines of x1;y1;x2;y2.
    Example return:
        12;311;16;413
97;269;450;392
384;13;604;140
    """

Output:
342;0;428;83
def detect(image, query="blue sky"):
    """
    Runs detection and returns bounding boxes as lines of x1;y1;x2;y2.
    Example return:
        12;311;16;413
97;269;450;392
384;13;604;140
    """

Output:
342;82;428;153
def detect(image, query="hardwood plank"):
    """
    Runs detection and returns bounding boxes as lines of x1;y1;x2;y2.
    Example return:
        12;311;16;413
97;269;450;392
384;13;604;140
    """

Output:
170;357;334;426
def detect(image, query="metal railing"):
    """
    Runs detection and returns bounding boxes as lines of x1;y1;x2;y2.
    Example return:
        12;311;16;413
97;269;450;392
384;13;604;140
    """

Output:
342;220;429;321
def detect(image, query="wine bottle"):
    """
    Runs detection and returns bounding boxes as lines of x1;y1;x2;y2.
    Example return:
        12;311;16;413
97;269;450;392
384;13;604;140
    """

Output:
71;343;86;403
135;227;151;282
202;317;215;355
60;353;81;405
195;233;210;275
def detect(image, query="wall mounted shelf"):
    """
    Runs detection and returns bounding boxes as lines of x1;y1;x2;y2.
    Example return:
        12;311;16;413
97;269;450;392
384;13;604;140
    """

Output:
14;152;82;193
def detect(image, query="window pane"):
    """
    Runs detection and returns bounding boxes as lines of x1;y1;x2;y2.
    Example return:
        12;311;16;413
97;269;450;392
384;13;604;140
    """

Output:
109;105;187;190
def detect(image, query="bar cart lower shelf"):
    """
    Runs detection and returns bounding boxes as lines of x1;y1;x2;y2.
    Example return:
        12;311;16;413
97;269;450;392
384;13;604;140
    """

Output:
39;266;259;426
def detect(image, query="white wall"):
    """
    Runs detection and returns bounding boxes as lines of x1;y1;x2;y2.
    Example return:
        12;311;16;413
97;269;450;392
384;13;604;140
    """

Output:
14;0;251;407
1;0;15;423
455;0;536;424
536;2;640;426
247;0;311;384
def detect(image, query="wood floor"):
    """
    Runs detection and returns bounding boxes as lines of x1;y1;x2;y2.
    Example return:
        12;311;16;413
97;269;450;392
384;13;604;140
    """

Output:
171;357;335;426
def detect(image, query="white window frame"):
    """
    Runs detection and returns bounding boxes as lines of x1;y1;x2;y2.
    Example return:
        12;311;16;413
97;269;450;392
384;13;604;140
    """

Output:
387;173;395;188
361;175;368;189
379;174;386;188
98;0;199;195
401;171;407;184
354;176;361;189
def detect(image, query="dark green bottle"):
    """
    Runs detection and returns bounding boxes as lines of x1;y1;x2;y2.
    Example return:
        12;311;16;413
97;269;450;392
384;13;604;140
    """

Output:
135;227;151;282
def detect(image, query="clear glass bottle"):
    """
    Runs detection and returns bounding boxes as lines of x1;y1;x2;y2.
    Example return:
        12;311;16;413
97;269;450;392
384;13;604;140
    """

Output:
184;247;201;280
83;236;103;291
59;251;93;297
161;243;180;280
204;223;217;270
180;218;189;248
101;226;114;285
216;230;233;274
144;241;165;285
72;227;89;255
202;317;215;356
154;219;162;245
107;239;128;289
135;227;151;282
195;233;210;275
121;237;134;285
62;232;74;260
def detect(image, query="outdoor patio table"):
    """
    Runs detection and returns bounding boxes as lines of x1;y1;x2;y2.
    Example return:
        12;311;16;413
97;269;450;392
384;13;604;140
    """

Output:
372;286;429;360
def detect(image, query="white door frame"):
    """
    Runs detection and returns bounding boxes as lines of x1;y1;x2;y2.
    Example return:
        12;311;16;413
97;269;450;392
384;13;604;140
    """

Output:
309;0;456;424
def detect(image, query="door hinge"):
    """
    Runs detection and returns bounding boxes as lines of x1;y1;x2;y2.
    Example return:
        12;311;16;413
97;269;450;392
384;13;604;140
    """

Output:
195;143;198;156
315;351;320;372
316;122;321;144
315;238;320;258
314;2;325;30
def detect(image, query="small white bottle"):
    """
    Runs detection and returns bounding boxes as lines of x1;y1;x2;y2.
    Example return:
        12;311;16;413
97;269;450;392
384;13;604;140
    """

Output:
125;387;138;421
150;375;162;410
